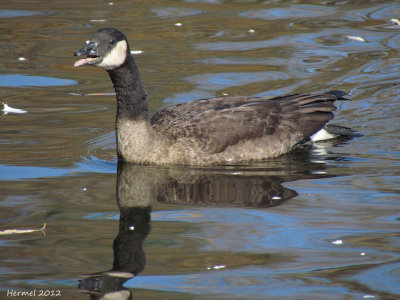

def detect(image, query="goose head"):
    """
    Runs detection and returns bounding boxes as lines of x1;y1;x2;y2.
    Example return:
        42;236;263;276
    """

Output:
74;28;130;70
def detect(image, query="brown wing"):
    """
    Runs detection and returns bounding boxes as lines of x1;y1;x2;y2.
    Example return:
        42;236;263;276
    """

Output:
151;92;345;153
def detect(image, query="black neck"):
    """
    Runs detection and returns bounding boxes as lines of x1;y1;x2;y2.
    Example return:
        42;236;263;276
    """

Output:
107;54;149;121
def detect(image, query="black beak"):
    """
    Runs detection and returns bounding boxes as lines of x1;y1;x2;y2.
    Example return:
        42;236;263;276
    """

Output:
73;41;101;67
74;41;98;57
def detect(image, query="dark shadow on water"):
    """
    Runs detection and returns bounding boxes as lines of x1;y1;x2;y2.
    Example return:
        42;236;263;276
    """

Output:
78;145;342;299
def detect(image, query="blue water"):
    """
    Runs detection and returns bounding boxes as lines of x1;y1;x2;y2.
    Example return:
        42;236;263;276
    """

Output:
0;74;77;87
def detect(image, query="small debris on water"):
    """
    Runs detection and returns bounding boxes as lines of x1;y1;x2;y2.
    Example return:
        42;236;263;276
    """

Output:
90;19;107;22
222;92;228;96
131;50;143;55
390;18;400;26
362;295;375;299
360;252;366;256
174;22;182;27
311;170;327;175
213;265;226;270
18;57;27;61
0;223;46;235
69;92;115;96
214;265;226;270
248;29;255;33
207;265;226;270
129;226;135;231
108;2;114;5
346;35;367;42
2;103;28;115
82;187;87;191
331;239;343;245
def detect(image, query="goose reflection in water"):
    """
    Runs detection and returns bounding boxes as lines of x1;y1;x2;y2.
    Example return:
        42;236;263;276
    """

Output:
78;146;344;299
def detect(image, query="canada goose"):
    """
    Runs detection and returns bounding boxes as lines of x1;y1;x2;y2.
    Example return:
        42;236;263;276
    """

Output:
74;28;351;165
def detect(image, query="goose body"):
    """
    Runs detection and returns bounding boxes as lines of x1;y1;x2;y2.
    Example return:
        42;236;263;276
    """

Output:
74;28;349;165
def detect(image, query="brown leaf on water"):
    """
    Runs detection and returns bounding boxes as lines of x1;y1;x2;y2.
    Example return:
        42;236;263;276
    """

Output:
69;92;115;96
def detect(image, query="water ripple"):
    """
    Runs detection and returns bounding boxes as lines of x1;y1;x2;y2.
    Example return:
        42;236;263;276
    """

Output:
240;5;335;20
164;71;289;103
151;7;203;18
0;10;42;18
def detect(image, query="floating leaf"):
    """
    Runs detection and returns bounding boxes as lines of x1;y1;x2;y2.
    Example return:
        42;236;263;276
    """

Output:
0;223;46;235
346;35;367;42
69;92;115;96
331;239;343;245
2;103;28;115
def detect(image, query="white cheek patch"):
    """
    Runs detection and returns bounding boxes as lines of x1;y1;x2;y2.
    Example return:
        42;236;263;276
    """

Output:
98;40;128;70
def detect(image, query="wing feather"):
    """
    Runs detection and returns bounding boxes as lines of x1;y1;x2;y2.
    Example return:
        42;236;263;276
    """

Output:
151;93;345;154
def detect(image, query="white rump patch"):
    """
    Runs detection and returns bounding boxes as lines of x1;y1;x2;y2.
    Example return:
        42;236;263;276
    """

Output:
98;40;127;70
311;128;337;142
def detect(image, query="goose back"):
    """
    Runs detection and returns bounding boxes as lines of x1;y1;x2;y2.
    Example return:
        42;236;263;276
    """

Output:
150;92;344;160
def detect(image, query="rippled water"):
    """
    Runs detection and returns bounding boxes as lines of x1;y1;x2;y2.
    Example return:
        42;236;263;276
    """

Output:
1;0;399;299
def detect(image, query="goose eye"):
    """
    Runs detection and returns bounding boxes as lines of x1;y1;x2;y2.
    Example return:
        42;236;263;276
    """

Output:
110;39;115;45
